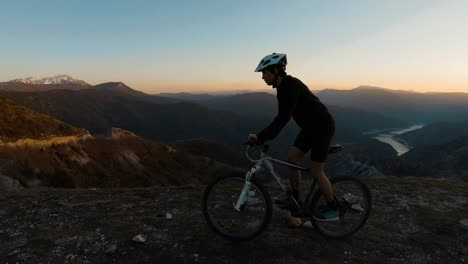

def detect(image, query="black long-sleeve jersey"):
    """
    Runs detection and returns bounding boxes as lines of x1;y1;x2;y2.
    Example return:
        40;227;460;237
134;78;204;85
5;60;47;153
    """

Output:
257;75;334;143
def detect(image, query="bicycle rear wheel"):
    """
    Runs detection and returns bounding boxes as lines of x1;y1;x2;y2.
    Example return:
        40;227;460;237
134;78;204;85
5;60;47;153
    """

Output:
310;176;372;239
202;175;272;240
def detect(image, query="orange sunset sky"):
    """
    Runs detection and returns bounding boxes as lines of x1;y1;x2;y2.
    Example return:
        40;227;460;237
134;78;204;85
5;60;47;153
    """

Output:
1;0;467;94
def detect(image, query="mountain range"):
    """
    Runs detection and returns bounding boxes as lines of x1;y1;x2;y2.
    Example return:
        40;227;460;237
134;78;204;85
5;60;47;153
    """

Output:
0;84;259;148
151;91;410;148
316;85;468;124
0;98;247;189
0;82;90;92
193;92;408;134
396;134;468;180
9;75;90;86
0;128;244;188
0;96;88;143
2;74;467;264
396;119;468;147
1;77;468;182
0;81;377;150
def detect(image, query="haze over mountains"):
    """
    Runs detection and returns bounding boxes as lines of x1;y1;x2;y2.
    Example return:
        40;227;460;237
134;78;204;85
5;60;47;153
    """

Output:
317;85;468;123
0;83;258;146
161;84;468;126
396;119;468;147
131;83;468;181
0;79;386;163
184;91;407;137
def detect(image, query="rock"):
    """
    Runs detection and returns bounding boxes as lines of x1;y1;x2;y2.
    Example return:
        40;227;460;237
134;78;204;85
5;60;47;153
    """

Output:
302;220;313;229
108;127;137;140
164;145;177;153
166;213;173;219
0;174;22;189
460;219;468;231
55;236;77;246
65;254;76;261
132;234;146;243
105;244;117;254
7;249;20;256
25;178;41;187
327;153;384;177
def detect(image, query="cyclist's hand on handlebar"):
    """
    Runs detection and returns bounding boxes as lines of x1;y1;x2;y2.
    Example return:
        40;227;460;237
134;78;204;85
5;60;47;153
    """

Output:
247;133;259;145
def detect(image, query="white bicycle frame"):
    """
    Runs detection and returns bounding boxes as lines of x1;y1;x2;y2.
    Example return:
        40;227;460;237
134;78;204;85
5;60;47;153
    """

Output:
234;145;308;211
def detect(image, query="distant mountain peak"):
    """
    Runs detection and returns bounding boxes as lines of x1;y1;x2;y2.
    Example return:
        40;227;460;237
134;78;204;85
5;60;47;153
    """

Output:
9;75;90;86
353;85;418;94
93;82;133;91
353;85;391;91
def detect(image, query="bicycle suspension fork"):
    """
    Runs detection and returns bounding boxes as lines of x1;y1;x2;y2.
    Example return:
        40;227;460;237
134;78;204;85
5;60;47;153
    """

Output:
234;164;261;211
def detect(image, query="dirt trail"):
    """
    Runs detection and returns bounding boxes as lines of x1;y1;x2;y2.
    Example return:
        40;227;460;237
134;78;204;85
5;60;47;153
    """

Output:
0;176;467;264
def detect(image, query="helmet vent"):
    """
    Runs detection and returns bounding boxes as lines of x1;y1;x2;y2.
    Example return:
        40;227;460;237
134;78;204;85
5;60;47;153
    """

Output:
262;59;271;65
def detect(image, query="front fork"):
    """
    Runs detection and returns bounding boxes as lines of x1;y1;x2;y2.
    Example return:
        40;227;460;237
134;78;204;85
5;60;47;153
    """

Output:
234;165;261;211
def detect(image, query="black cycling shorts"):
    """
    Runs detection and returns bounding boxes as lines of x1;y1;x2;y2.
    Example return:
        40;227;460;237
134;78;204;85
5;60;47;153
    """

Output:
293;125;335;162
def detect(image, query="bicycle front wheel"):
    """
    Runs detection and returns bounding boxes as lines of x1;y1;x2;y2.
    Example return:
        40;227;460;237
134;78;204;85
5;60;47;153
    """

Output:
310;176;372;239
202;175;272;240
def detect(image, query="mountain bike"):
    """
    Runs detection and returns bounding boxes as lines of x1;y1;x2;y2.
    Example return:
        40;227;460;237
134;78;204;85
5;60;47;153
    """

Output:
202;143;372;240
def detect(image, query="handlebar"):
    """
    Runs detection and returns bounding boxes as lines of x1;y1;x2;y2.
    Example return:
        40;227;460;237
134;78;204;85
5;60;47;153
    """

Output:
243;142;270;162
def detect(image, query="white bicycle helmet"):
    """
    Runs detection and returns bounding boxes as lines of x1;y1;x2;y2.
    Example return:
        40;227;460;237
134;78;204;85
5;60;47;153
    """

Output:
254;53;287;72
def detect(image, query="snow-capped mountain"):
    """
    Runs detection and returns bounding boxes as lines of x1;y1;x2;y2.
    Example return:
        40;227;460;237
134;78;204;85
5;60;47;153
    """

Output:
10;75;90;86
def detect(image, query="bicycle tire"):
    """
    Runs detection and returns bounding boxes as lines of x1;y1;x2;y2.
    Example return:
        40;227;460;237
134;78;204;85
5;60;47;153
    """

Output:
202;174;273;240
309;176;372;239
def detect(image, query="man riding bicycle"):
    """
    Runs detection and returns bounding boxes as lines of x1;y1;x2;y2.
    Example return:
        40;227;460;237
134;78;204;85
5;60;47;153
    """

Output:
247;53;337;225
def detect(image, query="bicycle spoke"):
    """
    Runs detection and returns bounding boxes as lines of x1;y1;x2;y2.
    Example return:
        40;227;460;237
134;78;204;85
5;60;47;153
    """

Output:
311;177;371;238
205;176;270;239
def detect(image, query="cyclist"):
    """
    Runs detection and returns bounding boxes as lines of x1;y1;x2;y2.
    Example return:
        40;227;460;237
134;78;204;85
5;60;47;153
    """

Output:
247;53;337;225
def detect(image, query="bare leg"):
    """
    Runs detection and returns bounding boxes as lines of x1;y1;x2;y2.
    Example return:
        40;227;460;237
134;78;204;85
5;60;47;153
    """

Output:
286;147;305;226
310;161;334;203
287;147;305;200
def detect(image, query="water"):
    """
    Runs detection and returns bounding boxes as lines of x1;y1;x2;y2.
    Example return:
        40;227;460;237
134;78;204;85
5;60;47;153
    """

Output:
368;124;424;156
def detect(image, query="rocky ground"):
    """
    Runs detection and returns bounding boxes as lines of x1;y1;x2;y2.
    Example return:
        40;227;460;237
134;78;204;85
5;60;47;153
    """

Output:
0;176;467;264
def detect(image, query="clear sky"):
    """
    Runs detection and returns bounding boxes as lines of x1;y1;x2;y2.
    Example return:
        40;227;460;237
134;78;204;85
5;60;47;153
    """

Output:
1;0;467;93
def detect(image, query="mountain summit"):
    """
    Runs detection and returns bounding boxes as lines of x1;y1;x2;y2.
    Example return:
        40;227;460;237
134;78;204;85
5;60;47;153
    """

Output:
9;75;90;86
92;82;134;93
